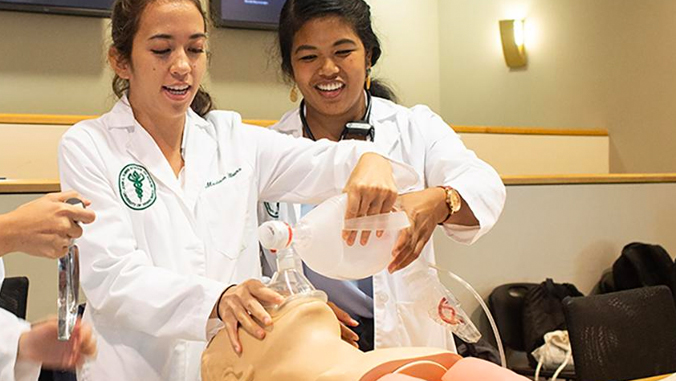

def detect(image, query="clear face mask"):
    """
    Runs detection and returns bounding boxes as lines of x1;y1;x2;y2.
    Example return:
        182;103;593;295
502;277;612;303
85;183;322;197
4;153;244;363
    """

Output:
259;224;327;314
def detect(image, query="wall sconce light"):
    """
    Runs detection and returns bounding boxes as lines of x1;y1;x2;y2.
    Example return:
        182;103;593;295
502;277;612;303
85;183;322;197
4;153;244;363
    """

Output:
499;19;527;68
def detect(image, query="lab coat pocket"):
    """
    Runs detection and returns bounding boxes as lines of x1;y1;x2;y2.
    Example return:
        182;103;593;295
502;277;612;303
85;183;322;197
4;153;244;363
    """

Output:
200;175;255;260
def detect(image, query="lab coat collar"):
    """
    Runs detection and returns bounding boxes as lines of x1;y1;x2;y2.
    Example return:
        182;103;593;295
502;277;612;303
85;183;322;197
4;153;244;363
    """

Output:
274;96;400;155
105;95;212;131
369;98;400;156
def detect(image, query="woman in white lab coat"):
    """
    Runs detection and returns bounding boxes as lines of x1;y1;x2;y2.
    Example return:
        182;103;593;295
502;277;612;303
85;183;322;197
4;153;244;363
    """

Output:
0;191;96;381
57;0;411;380
258;0;506;352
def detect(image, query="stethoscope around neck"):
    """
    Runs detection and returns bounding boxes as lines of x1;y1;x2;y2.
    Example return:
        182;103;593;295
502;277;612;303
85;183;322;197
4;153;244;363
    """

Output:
299;91;375;142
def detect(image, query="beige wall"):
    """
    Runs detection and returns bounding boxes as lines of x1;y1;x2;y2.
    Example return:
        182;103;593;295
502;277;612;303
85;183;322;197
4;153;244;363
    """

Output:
438;0;676;173
0;0;440;119
0;122;610;179
3;1;676;172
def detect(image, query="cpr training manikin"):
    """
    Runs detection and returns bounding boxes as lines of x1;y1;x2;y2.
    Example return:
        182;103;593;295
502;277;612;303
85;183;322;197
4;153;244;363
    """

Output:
201;207;528;381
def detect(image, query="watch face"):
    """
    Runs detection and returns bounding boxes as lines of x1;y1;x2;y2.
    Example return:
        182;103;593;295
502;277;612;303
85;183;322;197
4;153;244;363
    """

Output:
450;189;462;213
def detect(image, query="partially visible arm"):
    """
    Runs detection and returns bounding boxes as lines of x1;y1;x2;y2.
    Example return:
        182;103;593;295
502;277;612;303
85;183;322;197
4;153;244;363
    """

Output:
17;318;97;374
0;192;95;258
389;106;506;272
416;106;505;243
0;307;39;381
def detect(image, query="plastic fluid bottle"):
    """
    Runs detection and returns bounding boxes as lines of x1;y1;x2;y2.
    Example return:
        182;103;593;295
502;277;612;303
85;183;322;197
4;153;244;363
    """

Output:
258;194;410;280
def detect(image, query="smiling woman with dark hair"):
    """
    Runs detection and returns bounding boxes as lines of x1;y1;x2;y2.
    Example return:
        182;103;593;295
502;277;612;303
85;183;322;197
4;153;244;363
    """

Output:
259;0;506;353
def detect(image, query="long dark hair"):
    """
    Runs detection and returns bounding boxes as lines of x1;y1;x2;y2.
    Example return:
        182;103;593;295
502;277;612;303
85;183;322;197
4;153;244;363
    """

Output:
109;0;214;117
278;0;397;102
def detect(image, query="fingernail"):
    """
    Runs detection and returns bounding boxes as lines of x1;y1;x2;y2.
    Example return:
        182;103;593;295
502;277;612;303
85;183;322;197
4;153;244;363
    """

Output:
234;345;240;353
258;330;265;339
264;317;272;325
351;319;359;326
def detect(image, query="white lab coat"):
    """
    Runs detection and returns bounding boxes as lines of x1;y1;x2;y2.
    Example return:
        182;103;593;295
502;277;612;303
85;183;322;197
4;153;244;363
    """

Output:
258;97;506;351
58;97;414;381
0;260;41;381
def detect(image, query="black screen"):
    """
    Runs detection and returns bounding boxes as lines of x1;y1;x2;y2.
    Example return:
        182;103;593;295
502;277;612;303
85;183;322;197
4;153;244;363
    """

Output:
0;0;114;17
212;0;284;30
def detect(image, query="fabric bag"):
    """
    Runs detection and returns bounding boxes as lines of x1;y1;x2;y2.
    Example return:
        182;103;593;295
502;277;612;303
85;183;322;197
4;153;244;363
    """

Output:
522;278;583;367
531;330;574;381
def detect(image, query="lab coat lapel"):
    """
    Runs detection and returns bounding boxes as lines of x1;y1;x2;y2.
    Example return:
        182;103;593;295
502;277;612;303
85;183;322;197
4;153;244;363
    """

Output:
371;101;400;156
182;112;217;211
126;125;183;200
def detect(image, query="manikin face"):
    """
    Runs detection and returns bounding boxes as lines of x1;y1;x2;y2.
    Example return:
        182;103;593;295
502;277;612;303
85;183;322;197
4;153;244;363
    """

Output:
291;16;371;121
111;0;207;121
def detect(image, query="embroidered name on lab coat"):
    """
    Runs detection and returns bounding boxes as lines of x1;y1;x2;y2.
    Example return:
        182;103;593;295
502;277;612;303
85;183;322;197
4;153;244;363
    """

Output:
205;167;242;189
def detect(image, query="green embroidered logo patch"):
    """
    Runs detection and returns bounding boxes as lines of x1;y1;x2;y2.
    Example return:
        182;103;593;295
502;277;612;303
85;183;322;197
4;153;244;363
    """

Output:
118;164;157;210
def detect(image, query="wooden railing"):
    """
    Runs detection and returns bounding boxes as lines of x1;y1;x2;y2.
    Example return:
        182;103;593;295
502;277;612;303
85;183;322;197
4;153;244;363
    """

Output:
3;174;676;194
0;114;607;136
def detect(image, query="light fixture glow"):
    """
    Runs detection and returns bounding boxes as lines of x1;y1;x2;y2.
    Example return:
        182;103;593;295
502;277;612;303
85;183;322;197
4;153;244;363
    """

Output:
499;19;527;68
513;19;525;48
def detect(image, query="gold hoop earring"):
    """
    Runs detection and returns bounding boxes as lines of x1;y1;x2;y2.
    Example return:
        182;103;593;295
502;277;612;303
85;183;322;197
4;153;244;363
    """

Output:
289;84;299;103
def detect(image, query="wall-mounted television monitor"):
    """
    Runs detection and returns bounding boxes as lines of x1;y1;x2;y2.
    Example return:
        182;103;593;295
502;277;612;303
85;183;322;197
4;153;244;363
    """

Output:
0;0;114;18
211;0;284;30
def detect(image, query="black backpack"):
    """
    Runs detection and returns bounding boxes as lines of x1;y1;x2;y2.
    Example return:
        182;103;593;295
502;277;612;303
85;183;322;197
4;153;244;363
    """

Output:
600;243;676;304
521;278;583;366
615;242;675;290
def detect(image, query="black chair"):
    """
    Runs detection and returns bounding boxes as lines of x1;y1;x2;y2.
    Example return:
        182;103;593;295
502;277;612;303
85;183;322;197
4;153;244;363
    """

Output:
563;286;676;381
0;276;29;319
488;283;576;379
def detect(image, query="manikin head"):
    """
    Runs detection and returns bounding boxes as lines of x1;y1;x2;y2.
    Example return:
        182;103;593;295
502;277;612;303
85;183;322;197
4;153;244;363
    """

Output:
201;297;460;381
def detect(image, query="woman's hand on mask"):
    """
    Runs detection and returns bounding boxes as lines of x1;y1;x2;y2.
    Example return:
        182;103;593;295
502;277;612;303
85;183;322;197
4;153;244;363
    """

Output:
327;301;359;348
388;188;448;273
215;279;284;354
343;153;398;246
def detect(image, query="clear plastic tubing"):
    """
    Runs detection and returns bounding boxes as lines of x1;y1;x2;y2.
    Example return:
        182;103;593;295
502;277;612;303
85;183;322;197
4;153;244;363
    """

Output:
429;263;507;368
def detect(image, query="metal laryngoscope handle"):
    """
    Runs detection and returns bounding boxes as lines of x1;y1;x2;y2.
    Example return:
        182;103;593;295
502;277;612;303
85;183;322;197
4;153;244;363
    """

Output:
57;198;84;341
